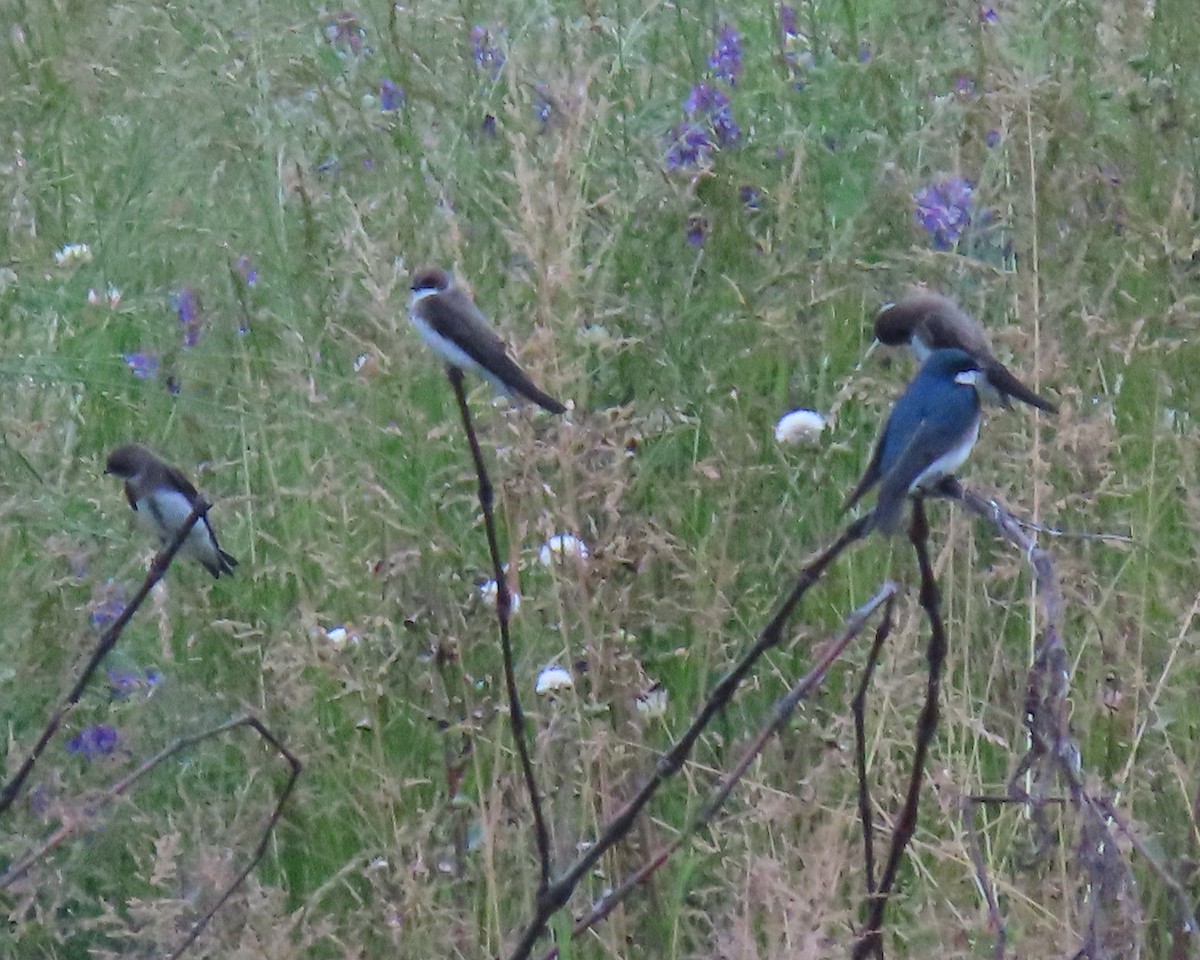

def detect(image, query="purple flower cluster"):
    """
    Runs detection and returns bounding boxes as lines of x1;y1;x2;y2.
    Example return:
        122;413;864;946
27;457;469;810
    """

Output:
325;10;367;55
108;666;162;701
379;78;404;111
470;25;505;80
533;93;553;131
89;579;128;630
779;5;813;87
684;84;739;145
780;4;798;40
124;351;158;379
708;24;743;86
739;185;762;210
67;724;119;759
913;177;976;250
175;287;201;347
235;255;258;287
665;84;741;170
665;20;746;172
665;123;711;169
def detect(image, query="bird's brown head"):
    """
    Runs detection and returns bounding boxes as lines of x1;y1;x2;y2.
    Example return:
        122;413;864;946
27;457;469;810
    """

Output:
410;267;452;295
105;444;155;479
873;300;920;346
873;290;972;349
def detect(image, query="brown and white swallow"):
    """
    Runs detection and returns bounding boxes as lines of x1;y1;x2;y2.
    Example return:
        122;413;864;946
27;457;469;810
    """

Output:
873;290;1056;414
105;444;237;578
408;267;567;414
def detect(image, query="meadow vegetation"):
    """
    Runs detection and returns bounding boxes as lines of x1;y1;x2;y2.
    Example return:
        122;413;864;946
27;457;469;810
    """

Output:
2;0;1199;957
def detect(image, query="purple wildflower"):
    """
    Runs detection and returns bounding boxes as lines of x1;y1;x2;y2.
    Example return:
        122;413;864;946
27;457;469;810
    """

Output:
174;287;201;347
985;129;1002;148
710;107;740;147
779;5;798;40
857;43;871;63
708;24;743;86
740;185;762;210
67;724;120;759
533;94;553;131
913;177;975;250
684;82;729;117
481;113;497;137
778;7;811;88
89;580;127;630
955;75;977;97
470;25;505;80
235;255;258;287
124;351;158;379
665;122;712;170
681;83;740;150
980;6;999;23
685;215;708;247
325;10;366;55
108;667;162;701
379;78;404;111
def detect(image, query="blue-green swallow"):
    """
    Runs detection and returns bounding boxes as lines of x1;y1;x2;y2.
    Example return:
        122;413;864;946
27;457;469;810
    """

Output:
844;349;984;535
408;267;567;414
105;444;237;578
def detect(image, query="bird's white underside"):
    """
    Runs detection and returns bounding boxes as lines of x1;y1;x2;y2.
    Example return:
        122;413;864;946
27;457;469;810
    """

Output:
908;417;980;492
135;490;222;565
409;286;514;396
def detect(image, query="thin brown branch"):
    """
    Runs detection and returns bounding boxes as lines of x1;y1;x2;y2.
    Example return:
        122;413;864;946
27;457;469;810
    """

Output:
853;601;894;898
853;499;947;959
446;365;552;893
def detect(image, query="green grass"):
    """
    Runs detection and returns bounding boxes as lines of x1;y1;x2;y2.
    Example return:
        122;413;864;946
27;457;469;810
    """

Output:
2;0;1200;956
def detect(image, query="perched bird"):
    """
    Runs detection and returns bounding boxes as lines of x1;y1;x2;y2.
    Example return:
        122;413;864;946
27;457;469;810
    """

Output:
873;289;1056;413
105;444;237;578
844;348;984;536
408;267;567;414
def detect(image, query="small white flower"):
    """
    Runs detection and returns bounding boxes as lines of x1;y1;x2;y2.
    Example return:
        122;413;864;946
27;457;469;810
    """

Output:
106;283;121;307
535;664;574;695
478;578;521;614
774;409;827;445
635;683;668;717
87;288;102;305
324;625;360;648
539;533;590;567
54;242;92;267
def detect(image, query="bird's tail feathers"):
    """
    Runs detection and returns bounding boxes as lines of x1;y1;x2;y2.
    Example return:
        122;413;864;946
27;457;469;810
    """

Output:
867;490;906;537
201;549;238;579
